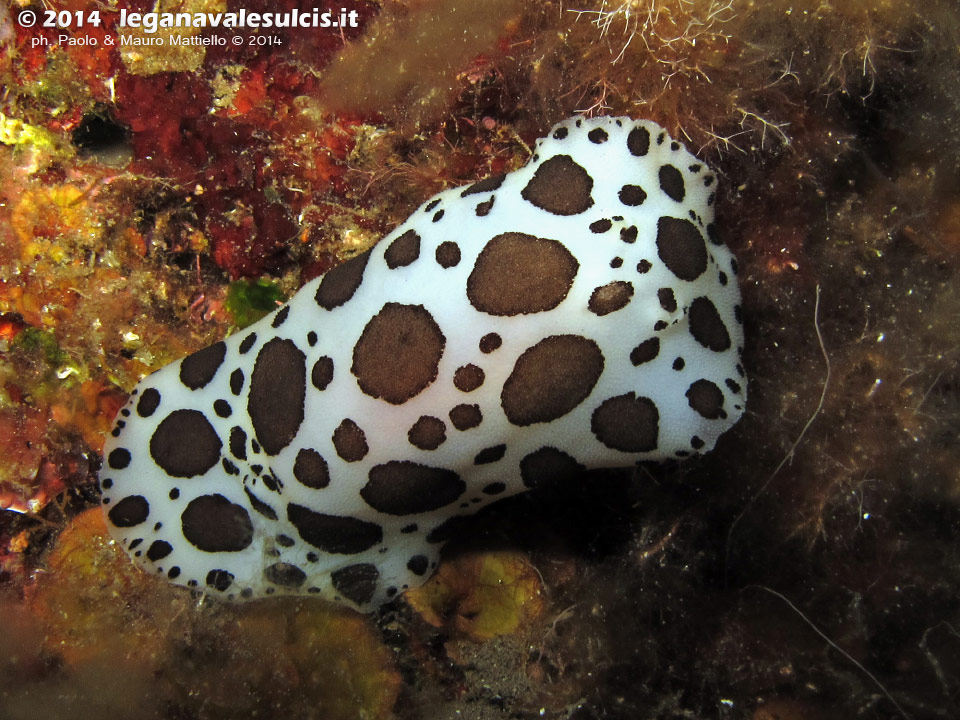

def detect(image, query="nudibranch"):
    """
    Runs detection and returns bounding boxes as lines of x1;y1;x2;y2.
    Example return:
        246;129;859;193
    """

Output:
100;116;746;610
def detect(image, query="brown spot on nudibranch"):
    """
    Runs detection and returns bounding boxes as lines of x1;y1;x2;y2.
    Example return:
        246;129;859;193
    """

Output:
657;287;677;313
181;494;254;552
333;419;369;462
467;232;579;316
384;229;421;269
136;388;160;417
630;337;660;365
686;379;727;419
352;303;446;405
591;393;660;452
315;251;371;310
247;338;306;456
287;503;383;554
688;297;732;351
588;281;634;316
245;487;278;520
361;461;465;515
502;335;604;426
449;404;482;430
474;445;506;465
656;217;707;281
264;563;306;588
461;173;505;197
146;540;172;561
520;447;585;489
108;495;150;527
294;448;330;489
627;126;651;156
618;185;647;206
658;165;685;202
331;563;380;605
150;409;222;477
453;364;485;392
179;342;226;390
435;241;461;268
311;356;334;391
479;333;502;353
408;415;446;450
520;155;594;215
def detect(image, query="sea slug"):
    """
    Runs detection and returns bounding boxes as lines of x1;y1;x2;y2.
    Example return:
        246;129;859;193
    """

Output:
100;116;746;610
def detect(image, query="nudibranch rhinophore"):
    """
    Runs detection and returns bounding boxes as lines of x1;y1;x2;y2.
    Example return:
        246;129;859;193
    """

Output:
100;116;746;610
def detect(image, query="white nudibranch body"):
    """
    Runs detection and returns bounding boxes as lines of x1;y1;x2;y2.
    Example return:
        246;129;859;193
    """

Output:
100;116;746;610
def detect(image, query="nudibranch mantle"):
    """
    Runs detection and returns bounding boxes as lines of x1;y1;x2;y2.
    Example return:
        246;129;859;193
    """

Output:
100;116;746;610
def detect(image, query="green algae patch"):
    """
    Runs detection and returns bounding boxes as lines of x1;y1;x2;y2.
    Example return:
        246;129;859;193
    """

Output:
225;278;285;328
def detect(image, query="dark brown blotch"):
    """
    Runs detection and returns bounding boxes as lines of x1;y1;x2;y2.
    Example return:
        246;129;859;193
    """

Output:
331;563;379;605
181;494;254;552
520;155;594;215
656;217;707;281
657;287;677;313
179;341;226;390
229;426;247;460
627;126;651;156
408;415;446;450
294;447;330;489
449;404;482;430
686;379;726;419
476;197;495;216
629;337;660;365
688;296;731;351
108;495;150;527
206;569;233;592
361;461;465;515
248;338;306;455
137;388;161;417
461;173;505;197
453;364;485;392
287;503;383;554
264;562;306;588
150;409;222;478
384;229;421;269
311;356;334;391
658;165;685;202
474;444;506;465
467;232;579;316
352;303;446;405
501;335;604;426
435;241;461;268
244;486;278;520
407;555;429;575
619;185;647;206
315;251;370;310
520;447;585;490
587;127;608;143
479;333;501;353
146;540;172;561
591;393;660;452
332;419;368;462
588;281;634;316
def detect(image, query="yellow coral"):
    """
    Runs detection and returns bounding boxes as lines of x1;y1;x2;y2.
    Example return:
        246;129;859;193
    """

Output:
407;551;546;640
31;510;401;719
31;508;175;668
12;184;102;258
0;112;58;150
